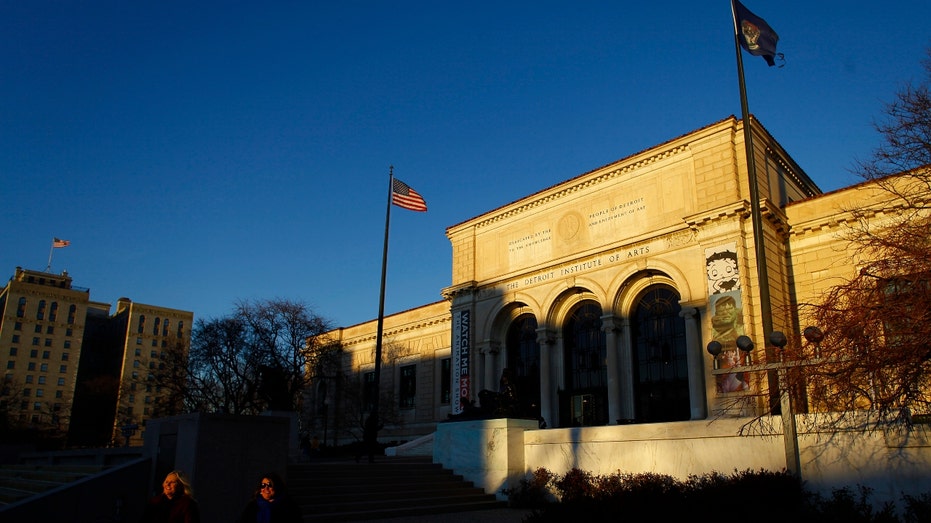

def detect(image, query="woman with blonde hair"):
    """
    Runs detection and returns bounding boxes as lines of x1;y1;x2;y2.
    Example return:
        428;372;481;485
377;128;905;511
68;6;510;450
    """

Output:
141;470;200;523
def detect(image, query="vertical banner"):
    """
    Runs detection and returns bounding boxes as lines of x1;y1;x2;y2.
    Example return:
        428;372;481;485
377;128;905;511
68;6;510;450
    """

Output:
705;243;751;392
452;309;471;414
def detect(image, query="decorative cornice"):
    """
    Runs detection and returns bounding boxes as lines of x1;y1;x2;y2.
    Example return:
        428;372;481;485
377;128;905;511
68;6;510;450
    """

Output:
441;281;478;299
684;201;751;230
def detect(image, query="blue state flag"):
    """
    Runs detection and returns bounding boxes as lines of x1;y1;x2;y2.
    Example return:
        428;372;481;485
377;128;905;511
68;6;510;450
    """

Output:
733;0;779;66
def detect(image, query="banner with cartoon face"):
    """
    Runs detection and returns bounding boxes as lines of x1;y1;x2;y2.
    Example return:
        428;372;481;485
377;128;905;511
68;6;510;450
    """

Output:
705;244;751;393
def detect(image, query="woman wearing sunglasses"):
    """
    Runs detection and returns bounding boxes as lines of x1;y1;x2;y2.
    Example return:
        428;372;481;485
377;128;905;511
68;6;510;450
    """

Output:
237;472;302;523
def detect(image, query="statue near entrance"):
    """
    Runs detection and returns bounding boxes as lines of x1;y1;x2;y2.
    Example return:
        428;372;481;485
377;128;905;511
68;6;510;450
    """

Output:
446;368;522;421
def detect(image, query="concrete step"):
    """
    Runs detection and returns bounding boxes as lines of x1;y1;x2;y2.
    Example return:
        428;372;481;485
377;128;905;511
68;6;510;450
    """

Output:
290;457;506;521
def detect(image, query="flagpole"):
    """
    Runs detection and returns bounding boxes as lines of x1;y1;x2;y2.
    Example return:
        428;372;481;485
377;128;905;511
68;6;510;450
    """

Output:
367;165;394;461
731;0;798;477
731;0;772;342
46;239;55;272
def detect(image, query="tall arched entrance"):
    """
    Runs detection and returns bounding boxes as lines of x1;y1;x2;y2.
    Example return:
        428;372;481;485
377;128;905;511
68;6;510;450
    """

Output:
559;300;608;426
505;313;541;418
631;285;690;422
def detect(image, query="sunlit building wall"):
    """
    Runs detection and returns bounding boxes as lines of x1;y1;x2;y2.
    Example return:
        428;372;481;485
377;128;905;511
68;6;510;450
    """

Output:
315;116;912;445
0;266;192;447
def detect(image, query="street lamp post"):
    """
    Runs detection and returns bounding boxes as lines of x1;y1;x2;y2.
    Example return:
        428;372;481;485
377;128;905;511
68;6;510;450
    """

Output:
706;327;823;479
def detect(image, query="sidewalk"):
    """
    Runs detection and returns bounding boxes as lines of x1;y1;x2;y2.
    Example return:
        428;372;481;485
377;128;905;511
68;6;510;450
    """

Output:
354;507;534;522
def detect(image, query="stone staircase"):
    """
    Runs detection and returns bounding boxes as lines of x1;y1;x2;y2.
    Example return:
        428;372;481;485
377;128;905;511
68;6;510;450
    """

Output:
0;463;105;506
290;456;506;521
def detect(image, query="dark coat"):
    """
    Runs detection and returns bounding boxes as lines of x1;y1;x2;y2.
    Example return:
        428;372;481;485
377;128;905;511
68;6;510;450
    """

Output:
237;495;303;523
140;493;200;523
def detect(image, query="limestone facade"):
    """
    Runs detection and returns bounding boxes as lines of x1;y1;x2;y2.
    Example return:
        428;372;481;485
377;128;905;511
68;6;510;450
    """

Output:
318;116;907;445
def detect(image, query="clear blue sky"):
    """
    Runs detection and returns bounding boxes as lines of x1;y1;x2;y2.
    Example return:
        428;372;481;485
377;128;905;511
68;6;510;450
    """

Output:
2;1;929;328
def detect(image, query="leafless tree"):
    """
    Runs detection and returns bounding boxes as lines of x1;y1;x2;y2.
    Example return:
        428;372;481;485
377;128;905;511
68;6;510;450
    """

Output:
187;299;338;423
800;50;931;428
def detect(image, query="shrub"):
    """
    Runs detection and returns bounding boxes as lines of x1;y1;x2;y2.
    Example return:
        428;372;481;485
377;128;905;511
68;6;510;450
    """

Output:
502;467;556;508
517;467;931;522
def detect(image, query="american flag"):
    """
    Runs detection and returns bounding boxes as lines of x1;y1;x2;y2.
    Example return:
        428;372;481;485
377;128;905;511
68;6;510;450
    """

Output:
392;178;428;212
52;238;71;248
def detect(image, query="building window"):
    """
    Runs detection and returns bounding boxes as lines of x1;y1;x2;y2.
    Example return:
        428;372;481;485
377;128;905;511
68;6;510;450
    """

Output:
399;364;416;409
55;390;63;398
631;285;689;423
64;340;70;349
61;353;69;361
27;362;36;371
36;389;43;397
561;301;608;427
59;365;67;373
49;302;58;321
66;328;73;336
506;314;542;418
163;321;170;336
6;361;13;369
40;363;48;372
32;338;39;346
34;324;42;333
14;322;22;331
30;350;38;358
37;300;46;320
138;315;146;334
8;347;16;356
17;297;26;318
42;351;50;359
38;376;45;384
25;375;34;384
441;358;451;404
68;305;76;324
57;378;65;386
23;388;30;397
12;335;19;344
46;325;54;335
44;339;52;347
153;318;160;336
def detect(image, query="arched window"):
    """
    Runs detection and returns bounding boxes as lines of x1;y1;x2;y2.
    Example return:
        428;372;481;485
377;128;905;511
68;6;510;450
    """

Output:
49;302;58;322
37;300;46;320
630;286;690;422
68;305;76;324
137;315;146;334
560;301;608;426
162;320;169;336
153;318;161;336
177;321;184;337
17;298;27;318
505;313;541;418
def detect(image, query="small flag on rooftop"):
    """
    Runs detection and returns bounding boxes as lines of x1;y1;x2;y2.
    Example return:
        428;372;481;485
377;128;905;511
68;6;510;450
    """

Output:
53;238;71;248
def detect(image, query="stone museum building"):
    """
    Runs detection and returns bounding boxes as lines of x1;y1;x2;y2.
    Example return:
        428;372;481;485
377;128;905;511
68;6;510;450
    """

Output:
316;115;910;446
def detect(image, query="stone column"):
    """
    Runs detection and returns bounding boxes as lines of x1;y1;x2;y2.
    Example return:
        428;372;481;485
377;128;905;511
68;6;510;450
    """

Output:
480;341;501;394
601;315;622;424
680;306;707;419
617;317;635;422
536;329;556;428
